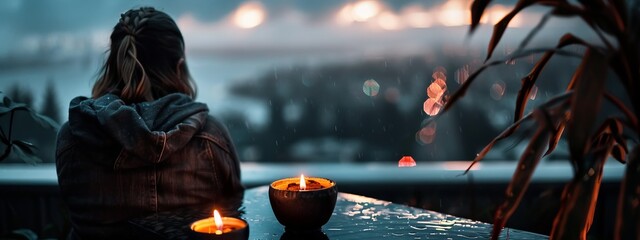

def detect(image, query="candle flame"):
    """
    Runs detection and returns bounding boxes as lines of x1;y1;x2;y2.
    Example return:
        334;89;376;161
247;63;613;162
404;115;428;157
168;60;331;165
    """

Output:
213;210;223;231
300;174;306;190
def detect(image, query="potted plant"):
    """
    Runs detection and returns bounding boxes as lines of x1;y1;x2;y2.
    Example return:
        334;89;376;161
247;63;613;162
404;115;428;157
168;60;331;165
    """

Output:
0;91;59;163
428;1;639;239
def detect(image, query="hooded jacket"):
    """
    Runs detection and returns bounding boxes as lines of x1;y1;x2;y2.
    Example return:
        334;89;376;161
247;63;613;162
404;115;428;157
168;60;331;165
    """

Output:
56;93;244;239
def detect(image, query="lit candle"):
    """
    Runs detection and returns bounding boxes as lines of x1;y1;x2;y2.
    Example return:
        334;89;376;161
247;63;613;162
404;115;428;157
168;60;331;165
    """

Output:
190;209;249;240
269;176;338;230
213;210;223;234
300;174;307;190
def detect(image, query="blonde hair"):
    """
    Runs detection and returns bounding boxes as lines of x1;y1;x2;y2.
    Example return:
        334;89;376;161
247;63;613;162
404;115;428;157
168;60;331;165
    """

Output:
92;7;196;103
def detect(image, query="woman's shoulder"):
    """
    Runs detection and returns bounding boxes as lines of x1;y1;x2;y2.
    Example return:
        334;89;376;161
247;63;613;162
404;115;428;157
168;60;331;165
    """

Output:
195;115;234;154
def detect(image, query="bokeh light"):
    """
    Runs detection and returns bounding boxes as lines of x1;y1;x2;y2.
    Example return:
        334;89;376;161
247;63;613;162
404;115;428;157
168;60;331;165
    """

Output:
402;5;432;28
363;79;380;97
529;85;538;100
417;123;437;144
455;65;469;85
437;0;469;27
427;82;444;99
398;156;417;167
490;80;506;100
352;0;383;22
433;78;447;89
377;11;403;30
423;98;442;116
384;87;400;103
233;1;266;29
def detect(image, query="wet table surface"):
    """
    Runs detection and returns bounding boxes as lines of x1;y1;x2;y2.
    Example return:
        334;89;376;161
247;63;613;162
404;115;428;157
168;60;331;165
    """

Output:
130;186;548;240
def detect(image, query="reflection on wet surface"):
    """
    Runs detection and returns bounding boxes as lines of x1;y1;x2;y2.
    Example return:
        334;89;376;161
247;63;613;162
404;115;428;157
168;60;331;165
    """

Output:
243;186;547;240
131;186;547;239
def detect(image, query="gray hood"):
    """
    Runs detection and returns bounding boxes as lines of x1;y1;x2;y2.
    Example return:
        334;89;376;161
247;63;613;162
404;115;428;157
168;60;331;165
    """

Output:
68;93;209;164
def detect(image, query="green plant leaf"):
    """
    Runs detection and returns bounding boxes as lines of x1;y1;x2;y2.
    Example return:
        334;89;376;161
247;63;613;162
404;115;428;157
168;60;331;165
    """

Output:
12;140;37;155
615;146;640;240
490;109;551;240
0;104;59;129
469;0;492;34
28;111;59;129
566;48;607;172
11;143;42;164
0;128;7;144
2;94;11;107
8;228;38;240
0;103;29;116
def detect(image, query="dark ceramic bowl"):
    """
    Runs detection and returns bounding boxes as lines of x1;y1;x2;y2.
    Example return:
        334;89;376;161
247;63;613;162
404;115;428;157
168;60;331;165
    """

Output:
269;177;338;231
189;217;249;240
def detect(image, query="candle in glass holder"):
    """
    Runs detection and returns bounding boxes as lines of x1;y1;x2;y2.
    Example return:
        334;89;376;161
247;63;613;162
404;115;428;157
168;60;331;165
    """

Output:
269;175;337;231
190;209;249;240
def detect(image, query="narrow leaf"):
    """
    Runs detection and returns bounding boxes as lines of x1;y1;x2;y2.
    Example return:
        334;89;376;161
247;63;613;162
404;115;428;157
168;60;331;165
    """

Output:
464;91;572;173
469;0;492;33
0;104;29;117
615;146;640;240
466;114;532;173
484;0;568;61
12;140;38;155
29;111;59;129
545;121;567;157
611;144;627;164
440;47;580;118
518;12;551;51
2;95;11;107
490;110;551;240
11;144;42;164
604;92;638;130
566;48;607;171
609;0;627;28
515;34;589;122
551;136;611;239
485;6;521;61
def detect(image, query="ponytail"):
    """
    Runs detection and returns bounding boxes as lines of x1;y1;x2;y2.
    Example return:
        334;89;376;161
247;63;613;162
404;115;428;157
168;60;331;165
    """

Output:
116;12;151;103
92;7;195;104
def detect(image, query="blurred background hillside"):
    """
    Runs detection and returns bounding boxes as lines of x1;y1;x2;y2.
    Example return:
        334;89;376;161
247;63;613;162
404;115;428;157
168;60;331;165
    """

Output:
0;0;599;164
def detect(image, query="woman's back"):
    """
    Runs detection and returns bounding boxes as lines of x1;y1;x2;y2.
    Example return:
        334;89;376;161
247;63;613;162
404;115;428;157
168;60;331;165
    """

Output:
55;7;244;239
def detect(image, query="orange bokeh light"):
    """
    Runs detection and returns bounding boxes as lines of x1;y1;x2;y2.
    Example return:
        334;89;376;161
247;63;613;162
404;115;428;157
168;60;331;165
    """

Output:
398;156;417;167
233;2;266;29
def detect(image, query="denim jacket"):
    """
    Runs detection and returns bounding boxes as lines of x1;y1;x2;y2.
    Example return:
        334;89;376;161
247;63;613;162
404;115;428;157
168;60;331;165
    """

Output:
56;93;244;239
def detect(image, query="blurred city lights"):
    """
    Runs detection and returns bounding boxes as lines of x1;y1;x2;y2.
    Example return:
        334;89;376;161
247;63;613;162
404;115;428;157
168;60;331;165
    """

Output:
427;83;444;99
437;0;469;27
233;1;266;29
423;98;442;116
402;5;432;28
352;0;383;22
377;11;403;30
